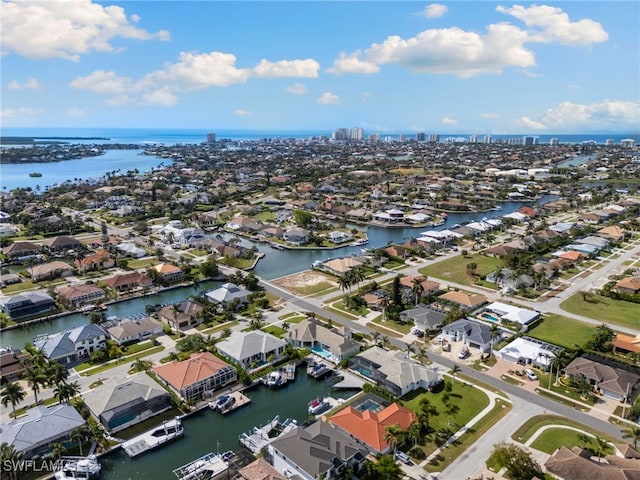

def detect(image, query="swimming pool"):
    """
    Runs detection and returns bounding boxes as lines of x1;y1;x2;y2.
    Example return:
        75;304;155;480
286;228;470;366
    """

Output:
312;345;332;359
355;398;384;413
483;313;500;322
353;365;375;378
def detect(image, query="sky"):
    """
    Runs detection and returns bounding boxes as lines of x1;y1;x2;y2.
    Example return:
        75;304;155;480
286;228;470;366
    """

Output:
1;0;639;134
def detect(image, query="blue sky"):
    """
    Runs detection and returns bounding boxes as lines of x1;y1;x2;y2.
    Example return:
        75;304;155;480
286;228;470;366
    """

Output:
2;1;639;134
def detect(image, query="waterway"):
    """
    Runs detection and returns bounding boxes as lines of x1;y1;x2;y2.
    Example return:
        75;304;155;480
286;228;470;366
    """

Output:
100;373;355;480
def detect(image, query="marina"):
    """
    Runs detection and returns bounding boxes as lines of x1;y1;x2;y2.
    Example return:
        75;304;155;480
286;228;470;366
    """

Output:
122;417;184;458
53;456;101;480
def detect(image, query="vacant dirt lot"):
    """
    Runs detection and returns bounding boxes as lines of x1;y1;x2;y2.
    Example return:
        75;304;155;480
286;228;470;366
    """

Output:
273;270;337;295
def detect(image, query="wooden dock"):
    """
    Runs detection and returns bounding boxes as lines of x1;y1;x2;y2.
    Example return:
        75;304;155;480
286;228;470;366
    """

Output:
220;391;251;415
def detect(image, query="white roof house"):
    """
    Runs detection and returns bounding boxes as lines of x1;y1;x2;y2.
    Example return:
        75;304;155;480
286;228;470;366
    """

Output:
216;330;286;371
205;283;251;305
484;302;540;327
496;337;559;368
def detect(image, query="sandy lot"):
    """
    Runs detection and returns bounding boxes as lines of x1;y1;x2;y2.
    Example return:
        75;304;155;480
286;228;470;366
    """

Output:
273;270;337;293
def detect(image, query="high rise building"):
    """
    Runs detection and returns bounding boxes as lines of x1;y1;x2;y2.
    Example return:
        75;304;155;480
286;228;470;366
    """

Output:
416;132;426;142
605;138;615;146
523;136;539;145
469;134;477;143
428;133;440;143
332;128;349;141
621;138;636;148
549;138;559;146
483;135;492;144
397;134;406;142
368;133;380;142
350;127;364;141
207;132;216;147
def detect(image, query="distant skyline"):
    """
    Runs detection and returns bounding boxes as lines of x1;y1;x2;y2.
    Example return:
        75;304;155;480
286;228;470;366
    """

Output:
1;1;639;134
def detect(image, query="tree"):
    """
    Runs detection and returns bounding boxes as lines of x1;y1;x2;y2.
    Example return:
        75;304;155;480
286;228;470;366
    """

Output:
337;274;351;301
24;364;48;405
383;424;405;453
586;323;615;352
621;425;640;449
450;364;461;384
47;360;69;389
130;358;153;373
71;425;91;456
416;397;438;433
411;277;425;305
404;342;415;359
360;454;402;480
51;442;67;461
444;402;460;427
293;209;313;227
0;442;23;480
491;442;543;480
1;382;25;417
488;324;500;357
55;380;80;404
593;436;609;463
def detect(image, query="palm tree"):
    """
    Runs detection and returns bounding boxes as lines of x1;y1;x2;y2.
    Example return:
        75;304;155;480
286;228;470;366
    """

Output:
51;442;67;461
23;364;47;405
55;381;80;404
383;424;404;453
621;426;640;449
371;331;381;347
488;324;500;357
576;432;592;449
416;398;438;433
411;277;425;306
88;421;109;452
593;436;609;463
404;342;415;359
71;425;91;456
0;442;23;480
46;360;69;389
551;350;569;387
337;274;351;301
281;321;290;332
444;402;460;428
406;422;421;447
450;364;461;384
1;381;25;418
417;345;428;365
380;335;390;349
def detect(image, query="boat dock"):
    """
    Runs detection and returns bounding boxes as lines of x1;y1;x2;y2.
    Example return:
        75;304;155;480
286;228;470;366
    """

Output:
332;371;366;389
54;455;101;479
238;415;298;455
307;361;333;379
261;362;296;388
122;417;184;458
172;452;229;480
220;391;251;415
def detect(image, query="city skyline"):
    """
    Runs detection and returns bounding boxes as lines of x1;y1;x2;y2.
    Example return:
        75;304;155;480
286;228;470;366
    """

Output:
1;1;639;133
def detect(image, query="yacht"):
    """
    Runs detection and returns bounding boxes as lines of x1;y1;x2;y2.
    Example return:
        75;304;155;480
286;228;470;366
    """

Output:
308;397;330;415
54;456;101;479
266;370;284;388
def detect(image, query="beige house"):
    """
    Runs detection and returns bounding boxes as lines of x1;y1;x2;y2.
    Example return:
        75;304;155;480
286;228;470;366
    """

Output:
28;261;74;281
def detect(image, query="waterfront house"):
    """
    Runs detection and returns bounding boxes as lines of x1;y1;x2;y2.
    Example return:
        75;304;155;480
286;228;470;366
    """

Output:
328;231;353;244
226;216;262;232
440;318;494;353
0;349;30;383
74;249;114;272
82;372;172;432
152;263;185;283
56;283;105;307
349;346;441;397
216;331;286;372
2;241;41;258
34;323;107;365
158;299;205;331
237;458;286;480
104;271;154;293
153;351;237;402
106;316;163;345
27;261;74;281
564;356;639;401
0;291;56;320
330;396;414;454
267;421;369;480
321;257;364;276
0;404;86;459
283;227;309;245
205;282;251;306
284;317;360;363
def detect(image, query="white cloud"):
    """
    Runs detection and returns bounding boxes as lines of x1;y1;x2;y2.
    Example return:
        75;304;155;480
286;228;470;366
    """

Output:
65;107;87;117
234;109;253;116
327;52;380;75
514;116;548;130
70;70;135;94
286;83;307;95
541;100;640;129
496;4;608;45
7;78;41;90
441;116;457;125
316;92;340;105
252;59;319;78
421;4;448;19
478;112;500;119
1;0;170;61
139;87;178;107
1;107;42;124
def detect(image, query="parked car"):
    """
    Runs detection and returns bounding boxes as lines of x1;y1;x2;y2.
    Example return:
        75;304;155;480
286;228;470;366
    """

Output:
395;451;412;465
458;347;470;359
411;327;424;337
524;368;538;381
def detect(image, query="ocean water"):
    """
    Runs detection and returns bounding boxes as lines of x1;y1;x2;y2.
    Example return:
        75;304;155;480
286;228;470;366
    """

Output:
1;127;638;146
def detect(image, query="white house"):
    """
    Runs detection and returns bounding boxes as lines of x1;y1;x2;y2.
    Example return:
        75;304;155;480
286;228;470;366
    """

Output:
216;330;286;371
205;282;251;305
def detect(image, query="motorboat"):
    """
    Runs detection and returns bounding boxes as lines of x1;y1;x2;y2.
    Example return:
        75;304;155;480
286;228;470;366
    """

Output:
266;370;284;388
308;397;330;415
210;394;233;411
54;455;101;479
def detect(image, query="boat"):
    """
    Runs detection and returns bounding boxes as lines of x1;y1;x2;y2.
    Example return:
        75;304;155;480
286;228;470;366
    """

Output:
209;394;233;411
492;205;503;211
352;238;369;246
172;452;229;480
308;396;330;415
266;370;284;388
54;456;100;479
308;363;332;379
29;172;43;177
122;417;184;457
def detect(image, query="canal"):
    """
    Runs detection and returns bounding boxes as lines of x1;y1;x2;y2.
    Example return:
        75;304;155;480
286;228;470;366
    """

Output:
100;372;356;480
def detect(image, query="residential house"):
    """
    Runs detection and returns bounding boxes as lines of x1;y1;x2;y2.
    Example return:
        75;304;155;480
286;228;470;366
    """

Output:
400;306;446;331
205;282;251;306
56;283;105;307
328;231;353;244
0;291;56;320
42;235;82;252
330;395;414;454
117;242;146;258
152;263;185;283
106;317;163;345
441;318;495;353
153;352;237;402
28;261;74;281
104;271;154;293
283;228;309;245
439;291;487;311
320;257;364;276
486;269;535;292
237;458;286;480
2;241;41;258
482;302;540;329
34;323;107;365
284;318;360;363
0;404;86;458
597;225;627;242
349;347;441;397
399;276;441;297
226;216;262;233
564;356;639;401
0;349;30;383
544;446;640;480
496;337;560;369
578;235;610;250
267;421;369;480
616;277;640;295
216;331;286;372
158;299;205;330
74;249;114;272
613;333;640;356
82;372;172;432
385;245;410;258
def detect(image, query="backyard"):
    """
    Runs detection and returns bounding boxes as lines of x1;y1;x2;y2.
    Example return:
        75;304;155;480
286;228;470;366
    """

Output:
418;254;502;286
526;313;597;350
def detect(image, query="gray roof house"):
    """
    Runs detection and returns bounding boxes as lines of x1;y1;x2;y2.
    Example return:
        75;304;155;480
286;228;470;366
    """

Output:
441;318;495;353
400;306;447;331
106;316;163;345
0;404;86;458
267;421;369;480
34;323;107;365
284;318;361;363
0;290;56;320
564;356;639;401
205;282;251;305
349;347;441;397
216;331;286;372
82;372;172;432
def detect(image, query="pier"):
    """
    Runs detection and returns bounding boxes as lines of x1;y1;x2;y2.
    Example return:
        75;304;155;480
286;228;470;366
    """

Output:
238;415;298;455
172;452;229;480
122;417;184;458
261;362;296;388
219;391;251;415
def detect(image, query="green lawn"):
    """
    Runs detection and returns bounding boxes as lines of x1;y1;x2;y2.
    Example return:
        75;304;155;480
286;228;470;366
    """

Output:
526;313;596;350
560;293;640;330
418;254;502;286
369;316;412;334
79;346;164;376
253;211;276;222
127;258;156;269
530;427;614;455
511;415;615;444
